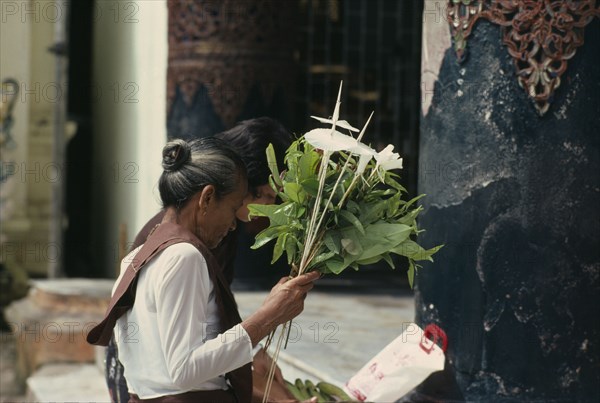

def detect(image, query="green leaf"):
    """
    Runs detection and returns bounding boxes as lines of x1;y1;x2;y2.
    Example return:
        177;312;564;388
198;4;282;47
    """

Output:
294;205;306;219
341;237;363;256
301;178;320;197
266;143;282;187
269;176;288;202
343;223;411;262
398;194;425;215
360;200;388;224
383;172;406;192
324;257;349;274
284;142;301;175
251;225;288;249
407;260;415;288
285;235;298;264
339;210;365;235
298;148;320;181
355;239;396;262
391;240;443;261
356;255;383;265
365;222;412;242
385;192;402;218
396;205;423;225
272;233;286;263
310;250;336;267
324;232;341;254
247;203;275;217
248;203;288;226
382;253;395;269
284;182;306;204
346;199;360;215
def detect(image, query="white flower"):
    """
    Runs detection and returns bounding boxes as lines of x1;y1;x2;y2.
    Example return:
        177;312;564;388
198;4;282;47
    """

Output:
374;144;403;182
375;144;403;171
304;128;375;175
309;81;359;133
304;83;376;176
310;116;359;132
349;142;376;176
349;111;376;176
304;128;357;151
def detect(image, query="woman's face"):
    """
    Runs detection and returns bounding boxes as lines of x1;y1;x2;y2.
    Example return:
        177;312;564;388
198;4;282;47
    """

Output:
235;183;277;222
197;178;248;249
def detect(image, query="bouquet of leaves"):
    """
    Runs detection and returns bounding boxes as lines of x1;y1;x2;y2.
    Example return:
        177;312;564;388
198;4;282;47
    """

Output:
249;82;442;401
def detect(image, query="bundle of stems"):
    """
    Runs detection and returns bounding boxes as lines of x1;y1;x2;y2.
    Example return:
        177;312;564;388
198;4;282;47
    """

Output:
255;82;441;402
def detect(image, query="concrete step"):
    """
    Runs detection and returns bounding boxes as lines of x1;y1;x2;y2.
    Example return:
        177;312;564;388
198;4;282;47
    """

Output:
26;363;110;402
4;278;113;391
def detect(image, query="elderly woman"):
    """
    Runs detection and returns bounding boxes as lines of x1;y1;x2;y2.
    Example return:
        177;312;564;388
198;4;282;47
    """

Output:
90;137;319;402
105;118;302;402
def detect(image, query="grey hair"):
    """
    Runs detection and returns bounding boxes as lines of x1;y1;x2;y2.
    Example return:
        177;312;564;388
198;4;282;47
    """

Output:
158;137;247;209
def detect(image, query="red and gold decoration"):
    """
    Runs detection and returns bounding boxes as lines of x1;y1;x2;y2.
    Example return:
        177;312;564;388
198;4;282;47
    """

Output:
447;0;599;114
167;0;296;128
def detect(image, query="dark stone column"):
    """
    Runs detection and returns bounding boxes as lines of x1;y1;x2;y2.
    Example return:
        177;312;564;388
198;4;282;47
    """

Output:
415;2;600;401
167;0;297;139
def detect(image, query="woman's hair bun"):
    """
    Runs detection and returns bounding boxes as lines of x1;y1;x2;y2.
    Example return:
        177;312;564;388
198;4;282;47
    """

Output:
162;139;191;172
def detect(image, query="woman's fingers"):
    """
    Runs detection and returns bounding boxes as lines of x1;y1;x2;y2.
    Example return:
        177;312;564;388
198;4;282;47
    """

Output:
289;271;320;286
261;271;320;326
300;281;315;292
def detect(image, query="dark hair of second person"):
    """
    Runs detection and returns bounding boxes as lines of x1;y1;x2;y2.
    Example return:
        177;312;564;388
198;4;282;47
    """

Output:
216;117;293;197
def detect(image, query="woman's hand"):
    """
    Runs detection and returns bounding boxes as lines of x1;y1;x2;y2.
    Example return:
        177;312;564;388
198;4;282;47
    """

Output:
262;271;320;325
242;271;320;346
251;348;294;402
251;349;319;403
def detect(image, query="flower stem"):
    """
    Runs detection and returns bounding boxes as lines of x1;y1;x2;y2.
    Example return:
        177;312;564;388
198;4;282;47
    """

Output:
362;168;379;192
338;173;361;209
299;150;330;274
262;321;288;403
311;156;351;247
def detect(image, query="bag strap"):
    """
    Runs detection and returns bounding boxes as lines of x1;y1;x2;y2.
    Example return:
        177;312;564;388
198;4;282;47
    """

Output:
87;223;200;346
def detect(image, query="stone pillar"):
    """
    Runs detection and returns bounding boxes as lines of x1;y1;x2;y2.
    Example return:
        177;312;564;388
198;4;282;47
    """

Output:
92;0;167;277
166;0;297;139
415;1;599;401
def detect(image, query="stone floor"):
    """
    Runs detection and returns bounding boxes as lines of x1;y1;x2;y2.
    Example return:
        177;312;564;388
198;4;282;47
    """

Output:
236;289;415;385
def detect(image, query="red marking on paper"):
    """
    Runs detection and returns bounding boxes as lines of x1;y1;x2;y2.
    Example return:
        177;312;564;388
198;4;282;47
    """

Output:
419;323;448;353
346;382;367;402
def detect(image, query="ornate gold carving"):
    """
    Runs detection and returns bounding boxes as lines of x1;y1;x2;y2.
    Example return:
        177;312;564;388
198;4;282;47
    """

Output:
447;0;599;115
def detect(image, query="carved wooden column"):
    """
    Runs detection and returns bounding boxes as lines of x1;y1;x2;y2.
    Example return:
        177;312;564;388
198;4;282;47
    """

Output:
413;1;600;401
167;0;297;139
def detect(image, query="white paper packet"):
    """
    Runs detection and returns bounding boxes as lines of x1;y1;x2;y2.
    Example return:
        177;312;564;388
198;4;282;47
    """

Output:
344;323;447;402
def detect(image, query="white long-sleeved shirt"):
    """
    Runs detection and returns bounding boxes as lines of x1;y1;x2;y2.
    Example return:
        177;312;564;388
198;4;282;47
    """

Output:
113;243;253;399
